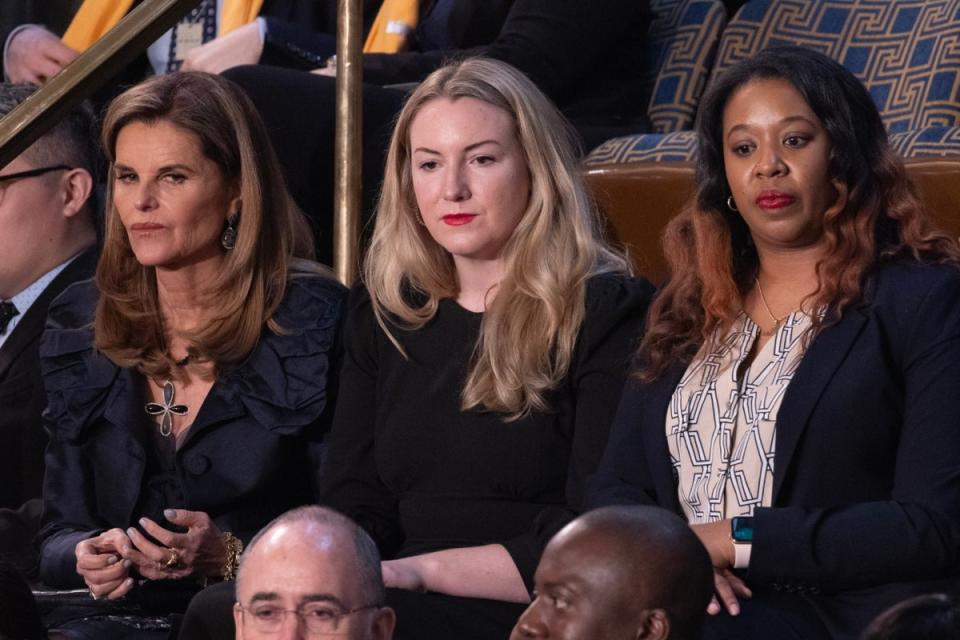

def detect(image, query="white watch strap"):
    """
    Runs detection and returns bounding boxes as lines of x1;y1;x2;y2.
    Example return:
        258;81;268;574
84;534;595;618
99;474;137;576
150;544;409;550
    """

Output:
733;542;752;569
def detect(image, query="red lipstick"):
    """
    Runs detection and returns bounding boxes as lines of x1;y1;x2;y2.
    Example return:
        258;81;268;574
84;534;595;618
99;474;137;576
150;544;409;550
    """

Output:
442;214;477;226
756;191;795;210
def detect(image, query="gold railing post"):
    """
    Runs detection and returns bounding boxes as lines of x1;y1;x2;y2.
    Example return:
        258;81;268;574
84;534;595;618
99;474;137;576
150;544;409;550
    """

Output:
334;0;363;285
0;0;200;168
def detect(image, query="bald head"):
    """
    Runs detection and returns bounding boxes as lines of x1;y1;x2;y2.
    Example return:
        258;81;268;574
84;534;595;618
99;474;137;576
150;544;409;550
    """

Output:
511;506;713;640
234;506;394;640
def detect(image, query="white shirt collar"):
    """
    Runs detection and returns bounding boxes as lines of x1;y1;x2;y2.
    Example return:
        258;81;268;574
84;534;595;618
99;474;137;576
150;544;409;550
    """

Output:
0;255;78;348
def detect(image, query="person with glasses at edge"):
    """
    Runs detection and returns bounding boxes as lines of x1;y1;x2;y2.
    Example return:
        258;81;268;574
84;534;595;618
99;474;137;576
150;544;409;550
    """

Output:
0;82;98;580
233;506;396;640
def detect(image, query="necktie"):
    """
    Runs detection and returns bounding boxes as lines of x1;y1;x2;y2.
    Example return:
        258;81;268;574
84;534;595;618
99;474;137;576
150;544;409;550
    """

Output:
166;0;218;73
0;300;19;335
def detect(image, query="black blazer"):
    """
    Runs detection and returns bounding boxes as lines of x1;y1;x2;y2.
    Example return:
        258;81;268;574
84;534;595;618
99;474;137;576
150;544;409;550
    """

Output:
588;261;960;639
0;249;96;510
37;274;345;588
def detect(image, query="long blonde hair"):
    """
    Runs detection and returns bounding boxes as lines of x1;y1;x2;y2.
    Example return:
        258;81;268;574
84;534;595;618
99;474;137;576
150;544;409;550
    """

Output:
365;58;631;419
95;72;315;380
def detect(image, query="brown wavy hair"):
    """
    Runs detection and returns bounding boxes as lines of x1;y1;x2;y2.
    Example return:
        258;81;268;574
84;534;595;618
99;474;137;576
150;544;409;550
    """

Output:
639;46;960;381
95;72;315;380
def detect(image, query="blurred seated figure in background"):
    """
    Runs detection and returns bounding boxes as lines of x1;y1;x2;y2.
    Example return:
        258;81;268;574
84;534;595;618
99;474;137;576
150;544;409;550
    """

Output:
233;506;395;640
37;71;344;639
861;594;960;640
0;82;98;578
588;46;960;640
3;0;381;85
226;0;651;264
510;505;713;640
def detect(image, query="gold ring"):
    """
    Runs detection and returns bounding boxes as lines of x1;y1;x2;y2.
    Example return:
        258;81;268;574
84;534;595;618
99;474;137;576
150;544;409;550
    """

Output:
164;550;180;568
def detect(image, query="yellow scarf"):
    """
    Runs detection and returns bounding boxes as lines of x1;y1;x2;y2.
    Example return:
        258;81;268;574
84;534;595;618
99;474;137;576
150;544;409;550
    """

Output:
363;0;418;54
62;0;264;52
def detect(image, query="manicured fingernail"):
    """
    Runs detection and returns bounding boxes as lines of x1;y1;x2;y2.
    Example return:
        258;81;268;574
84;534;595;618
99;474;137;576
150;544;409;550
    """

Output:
123;559;132;569
125;577;134;587
138;518;147;527
126;527;136;538
164;509;176;519
107;555;118;565
729;603;740;615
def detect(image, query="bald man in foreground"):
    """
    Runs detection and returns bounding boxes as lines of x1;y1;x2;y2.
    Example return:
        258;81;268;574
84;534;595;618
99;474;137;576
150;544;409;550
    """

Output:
511;506;713;640
233;506;395;640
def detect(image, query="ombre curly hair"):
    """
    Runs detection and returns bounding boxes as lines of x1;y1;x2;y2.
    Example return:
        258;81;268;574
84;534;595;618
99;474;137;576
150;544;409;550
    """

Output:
638;46;960;381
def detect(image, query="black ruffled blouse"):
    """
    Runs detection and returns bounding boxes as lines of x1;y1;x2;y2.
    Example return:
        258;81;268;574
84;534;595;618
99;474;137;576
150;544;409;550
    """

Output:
36;274;345;588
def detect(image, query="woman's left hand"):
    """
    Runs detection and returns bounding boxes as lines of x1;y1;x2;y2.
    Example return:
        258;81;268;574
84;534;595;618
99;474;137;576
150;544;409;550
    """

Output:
381;558;428;592
691;520;752;615
123;508;227;580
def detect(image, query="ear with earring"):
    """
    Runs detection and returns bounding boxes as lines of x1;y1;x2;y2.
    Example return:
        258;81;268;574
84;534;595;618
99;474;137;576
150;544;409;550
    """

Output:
222;212;240;250
415;210;426;227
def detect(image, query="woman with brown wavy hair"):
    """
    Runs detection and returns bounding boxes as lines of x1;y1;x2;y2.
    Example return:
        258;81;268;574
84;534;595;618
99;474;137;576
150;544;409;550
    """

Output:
588;46;960;640
37;72;344;638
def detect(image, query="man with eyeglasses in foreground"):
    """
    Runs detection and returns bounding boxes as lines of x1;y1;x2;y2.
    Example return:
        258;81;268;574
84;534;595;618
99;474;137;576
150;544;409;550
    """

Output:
0;81;98;577
232;506;396;640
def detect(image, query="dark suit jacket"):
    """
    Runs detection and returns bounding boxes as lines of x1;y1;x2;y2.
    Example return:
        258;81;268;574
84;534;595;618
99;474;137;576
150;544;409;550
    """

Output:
588;260;960;640
0;249;96;576
36;274;345;588
0;249;97;510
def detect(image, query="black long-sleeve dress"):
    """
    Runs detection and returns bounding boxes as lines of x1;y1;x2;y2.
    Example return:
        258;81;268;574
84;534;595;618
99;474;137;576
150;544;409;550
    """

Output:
319;273;654;638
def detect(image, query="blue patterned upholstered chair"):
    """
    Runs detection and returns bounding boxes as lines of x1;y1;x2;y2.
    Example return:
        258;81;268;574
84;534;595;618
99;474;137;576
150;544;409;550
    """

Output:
586;0;727;164
714;0;960;157
588;0;960;164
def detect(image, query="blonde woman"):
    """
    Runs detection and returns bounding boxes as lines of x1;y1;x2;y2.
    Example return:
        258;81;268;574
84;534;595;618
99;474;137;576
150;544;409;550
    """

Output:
318;58;654;638
37;72;344;638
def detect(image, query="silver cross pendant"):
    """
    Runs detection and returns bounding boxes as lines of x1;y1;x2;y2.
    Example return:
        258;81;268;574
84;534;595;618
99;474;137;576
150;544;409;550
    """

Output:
145;380;189;437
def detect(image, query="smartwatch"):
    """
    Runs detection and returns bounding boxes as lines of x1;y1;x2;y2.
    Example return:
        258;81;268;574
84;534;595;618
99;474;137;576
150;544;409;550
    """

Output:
731;516;753;569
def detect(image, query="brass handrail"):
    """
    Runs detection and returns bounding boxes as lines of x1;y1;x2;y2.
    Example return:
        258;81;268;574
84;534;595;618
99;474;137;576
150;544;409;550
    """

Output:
0;0;201;168
333;0;363;285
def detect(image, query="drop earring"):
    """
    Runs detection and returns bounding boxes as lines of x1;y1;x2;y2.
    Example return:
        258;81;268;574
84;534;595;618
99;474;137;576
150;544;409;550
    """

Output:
221;213;239;250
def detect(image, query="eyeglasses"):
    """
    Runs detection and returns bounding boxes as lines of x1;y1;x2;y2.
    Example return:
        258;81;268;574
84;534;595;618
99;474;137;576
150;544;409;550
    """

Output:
0;164;72;184
238;602;381;635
